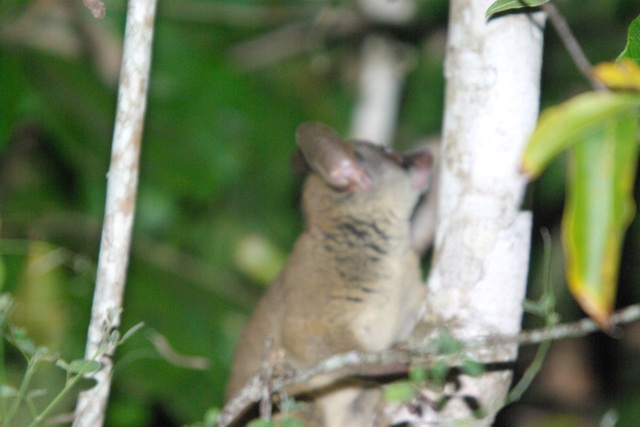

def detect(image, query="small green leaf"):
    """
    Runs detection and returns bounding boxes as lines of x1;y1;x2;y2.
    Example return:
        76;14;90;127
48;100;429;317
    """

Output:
109;329;121;346
522;299;545;316
0;293;13;318
383;381;416;403
120;321;145;343
486;0;549;17
618;14;640;65
522;299;539;314
55;359;70;370
203;407;221;424
435;328;461;354
430;359;450;383
461;359;486;377
1;384;18;398
522;92;640;178
11;328;38;356
280;398;307;412
26;388;47;399
409;365;428;383
67;359;102;374
247;420;274;427
281;415;305;427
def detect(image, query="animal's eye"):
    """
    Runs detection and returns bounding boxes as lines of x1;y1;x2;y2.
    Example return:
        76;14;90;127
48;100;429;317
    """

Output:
382;147;404;166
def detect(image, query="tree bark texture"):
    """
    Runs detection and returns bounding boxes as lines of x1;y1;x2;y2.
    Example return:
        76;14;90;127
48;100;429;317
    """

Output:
73;0;157;425
418;2;545;424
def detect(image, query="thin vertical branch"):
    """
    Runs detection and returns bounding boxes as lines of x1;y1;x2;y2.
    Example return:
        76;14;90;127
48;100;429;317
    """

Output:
73;1;157;426
541;2;605;90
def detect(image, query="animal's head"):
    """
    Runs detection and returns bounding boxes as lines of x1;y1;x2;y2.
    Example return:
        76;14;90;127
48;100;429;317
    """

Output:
292;122;433;222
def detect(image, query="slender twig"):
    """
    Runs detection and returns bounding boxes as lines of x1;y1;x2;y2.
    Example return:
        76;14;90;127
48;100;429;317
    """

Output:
542;2;606;90
218;302;640;426
0;300;9;419
505;229;556;404
3;358;37;427
72;0;157;426
30;361;100;427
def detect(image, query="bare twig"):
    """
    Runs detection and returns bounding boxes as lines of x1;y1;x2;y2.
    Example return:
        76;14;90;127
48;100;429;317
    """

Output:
148;332;210;370
218;303;640;426
72;0;157;426
542;2;606;90
259;337;275;421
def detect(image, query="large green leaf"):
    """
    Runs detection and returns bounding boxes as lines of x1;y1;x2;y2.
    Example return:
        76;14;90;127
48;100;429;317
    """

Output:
562;112;639;326
522;92;640;178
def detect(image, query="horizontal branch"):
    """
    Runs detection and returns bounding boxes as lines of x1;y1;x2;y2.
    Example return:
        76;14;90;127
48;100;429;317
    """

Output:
218;302;640;426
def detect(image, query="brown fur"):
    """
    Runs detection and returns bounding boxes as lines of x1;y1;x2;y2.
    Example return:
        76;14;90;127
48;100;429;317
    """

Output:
226;123;432;426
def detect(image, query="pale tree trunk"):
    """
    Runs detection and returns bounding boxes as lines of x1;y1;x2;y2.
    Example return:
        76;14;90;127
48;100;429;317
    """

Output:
415;0;545;424
73;0;157;425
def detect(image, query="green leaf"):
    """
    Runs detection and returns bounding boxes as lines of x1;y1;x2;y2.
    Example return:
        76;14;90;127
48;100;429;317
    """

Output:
383;381;416;403
0;292;13;319
1;384;18;398
562;112;639;326
120;321;145;343
430;359;450;383
435;327;461;354
11;327;38;356
280;398;307;412
26;388;47;399
55;359;70;371
461;359;486;377
618;14;640;65
486;0;549;17
522;92;640;178
108;329;121;347
67;359;102;374
409;365;428;383
281;415;305;427
203;407;221;424
247;420;274;427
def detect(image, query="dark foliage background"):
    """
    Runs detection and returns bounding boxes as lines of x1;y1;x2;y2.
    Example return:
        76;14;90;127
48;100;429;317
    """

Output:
1;0;640;425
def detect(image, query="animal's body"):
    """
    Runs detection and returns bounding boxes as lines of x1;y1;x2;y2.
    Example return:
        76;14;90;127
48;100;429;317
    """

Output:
226;122;433;426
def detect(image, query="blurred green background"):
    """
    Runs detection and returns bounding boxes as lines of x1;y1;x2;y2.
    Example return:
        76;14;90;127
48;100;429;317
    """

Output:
1;0;640;425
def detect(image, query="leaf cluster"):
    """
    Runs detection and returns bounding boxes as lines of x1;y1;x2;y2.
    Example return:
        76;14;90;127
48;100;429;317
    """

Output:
0;291;141;426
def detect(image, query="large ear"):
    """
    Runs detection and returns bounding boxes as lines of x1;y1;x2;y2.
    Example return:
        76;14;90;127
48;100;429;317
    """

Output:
409;140;439;254
403;150;433;190
290;148;311;176
295;122;371;191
